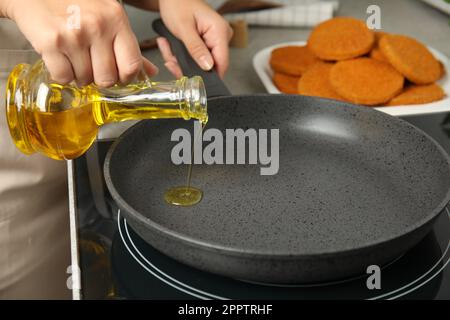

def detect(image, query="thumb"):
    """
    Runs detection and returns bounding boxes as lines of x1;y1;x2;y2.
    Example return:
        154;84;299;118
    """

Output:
180;31;214;72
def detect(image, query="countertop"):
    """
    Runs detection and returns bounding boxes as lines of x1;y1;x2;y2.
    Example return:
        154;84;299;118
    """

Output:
126;0;450;95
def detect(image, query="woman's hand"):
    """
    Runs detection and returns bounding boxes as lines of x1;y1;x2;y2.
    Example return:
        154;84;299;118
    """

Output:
158;0;233;78
5;0;158;87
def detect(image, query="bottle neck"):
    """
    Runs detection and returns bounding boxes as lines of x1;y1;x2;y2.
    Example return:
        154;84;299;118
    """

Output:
92;76;208;125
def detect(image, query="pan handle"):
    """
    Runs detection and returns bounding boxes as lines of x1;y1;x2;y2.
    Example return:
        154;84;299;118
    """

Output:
152;19;231;98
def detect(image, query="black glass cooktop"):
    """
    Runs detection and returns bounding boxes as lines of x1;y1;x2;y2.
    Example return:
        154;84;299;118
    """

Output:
74;112;450;300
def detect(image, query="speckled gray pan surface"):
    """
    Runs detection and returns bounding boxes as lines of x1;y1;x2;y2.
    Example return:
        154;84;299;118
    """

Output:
105;95;450;283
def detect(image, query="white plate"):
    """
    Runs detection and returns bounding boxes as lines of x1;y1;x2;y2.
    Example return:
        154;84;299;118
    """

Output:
420;0;450;15
253;41;450;116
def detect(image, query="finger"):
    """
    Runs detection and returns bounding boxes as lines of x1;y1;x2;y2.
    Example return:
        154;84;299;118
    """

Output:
67;49;93;86
204;24;233;78
90;40;118;87
165;61;183;79
211;40;230;79
156;37;183;77
42;52;74;84
179;29;214;71
113;28;143;84
142;57;159;77
156;37;178;64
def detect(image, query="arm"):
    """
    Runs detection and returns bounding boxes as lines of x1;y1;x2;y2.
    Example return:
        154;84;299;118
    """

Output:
126;0;233;78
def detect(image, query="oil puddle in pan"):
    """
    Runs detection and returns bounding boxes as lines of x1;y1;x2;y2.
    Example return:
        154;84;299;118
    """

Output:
164;121;207;207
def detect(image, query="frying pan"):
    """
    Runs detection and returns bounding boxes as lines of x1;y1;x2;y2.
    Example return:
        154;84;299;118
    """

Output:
104;20;450;284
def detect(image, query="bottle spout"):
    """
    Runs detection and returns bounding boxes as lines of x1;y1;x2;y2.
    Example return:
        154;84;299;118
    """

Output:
182;76;208;124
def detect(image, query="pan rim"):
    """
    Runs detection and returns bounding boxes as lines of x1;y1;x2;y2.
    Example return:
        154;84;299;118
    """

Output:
104;94;450;258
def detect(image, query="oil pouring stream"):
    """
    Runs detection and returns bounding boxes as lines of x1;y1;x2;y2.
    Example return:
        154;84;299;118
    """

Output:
164;121;207;207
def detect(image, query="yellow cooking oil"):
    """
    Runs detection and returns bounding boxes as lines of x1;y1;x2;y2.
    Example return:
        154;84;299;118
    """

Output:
21;101;99;160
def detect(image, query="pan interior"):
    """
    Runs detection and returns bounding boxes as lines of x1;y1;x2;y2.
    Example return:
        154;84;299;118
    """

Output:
106;95;450;255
